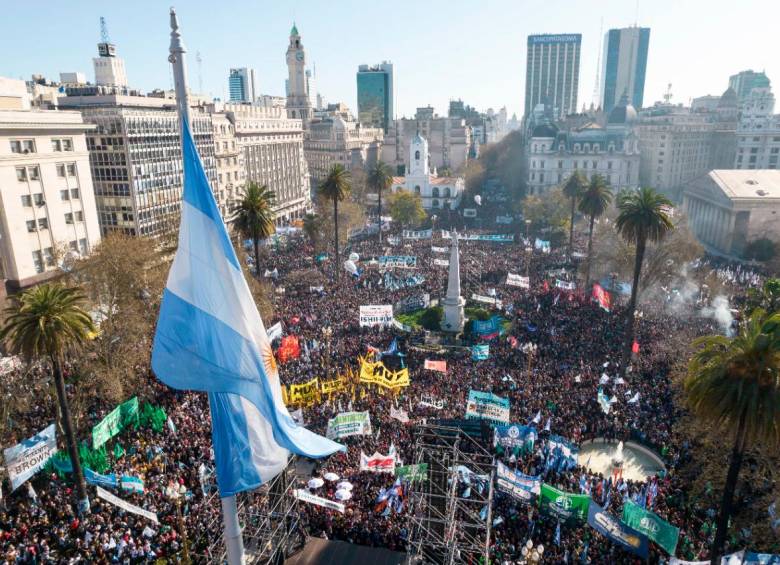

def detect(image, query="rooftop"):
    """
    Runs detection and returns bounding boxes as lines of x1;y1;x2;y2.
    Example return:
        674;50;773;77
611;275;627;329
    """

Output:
708;169;780;200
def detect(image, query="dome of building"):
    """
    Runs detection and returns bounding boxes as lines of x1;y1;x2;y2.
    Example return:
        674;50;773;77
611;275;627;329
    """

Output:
718;87;738;108
531;123;558;138
607;100;638;125
332;115;347;130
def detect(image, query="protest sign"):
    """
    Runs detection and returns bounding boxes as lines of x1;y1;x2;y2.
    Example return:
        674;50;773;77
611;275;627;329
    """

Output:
472;316;503;339
378;255;417;269
621;500;679;556
266;321;283;342
288;378;319;405
494;424;536;452
396;463;428;482
326;411;372;440
539;483;591;523
402;229;432;239
496;461;541;503
471;294;503;308
433;258;449;267
471;344;490;361
431;246;448;253
3;424;57;491
390;406;410;423
424;359;447;373
295;489;346;513
84;468;118;488
465;390;510;424
359;356;410;389
506;273;530;288
359;305;394;327
92;397;139;449
588;501;649;559
556;279;576;291
394;293;430;315
360;451;396;474
96;486;158;524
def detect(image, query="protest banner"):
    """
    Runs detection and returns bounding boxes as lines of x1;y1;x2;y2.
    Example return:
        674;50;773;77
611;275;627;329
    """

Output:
465;390;510;424
539;483;591;523
390;405;410;423
621;499;680;555
383;272;425;290
463;208;477;218
92;397;139;449
266;321;283;342
295;489;346;513
547;435;580;471
431;246;448;253
359;355;410;389
556;279;576;291
120;475;145;493
419;394;445;409
394;293;430;315
496;215;514;224
471;344;490;361
534;238;551;253
360;451;396;473
96;486;158;524
288;378;319;405
506;273;530;288
588;501;649;559
3;424;57;491
424;359;447;373
84;468;118;488
496;461;541;503
433;258;449;267
277;335;301;363
326;411;372;440
320;377;346;396
442;231;514;242
471;294;503;308
472;316;503;339
396;463;428;482
494;424;536;452
378;255;417;269
359;305;394;327
592;283;611;312
402;229;433;239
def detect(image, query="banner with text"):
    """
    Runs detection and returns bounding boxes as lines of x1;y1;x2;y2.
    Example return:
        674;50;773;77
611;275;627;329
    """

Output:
3;423;57;491
378;255;417;269
360;451;396;473
621;500;679;556
359;355;410;389
359;305;394;327
294;489;345;513
396;463;428;482
465;390;510;424
496;461;541;503
424;359;447;373
588;501;649;559
92;397;139;449
96;486;158;524
471;344;490;361
394;293;430;315
402;229;432;240
494;424;536;452
539;483;591;523
326;411;372;440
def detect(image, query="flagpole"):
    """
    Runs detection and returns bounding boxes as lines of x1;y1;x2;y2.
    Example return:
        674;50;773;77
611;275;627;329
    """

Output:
169;9;245;565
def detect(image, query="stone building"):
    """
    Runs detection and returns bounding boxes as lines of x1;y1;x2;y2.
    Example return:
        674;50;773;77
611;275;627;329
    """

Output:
210;110;244;218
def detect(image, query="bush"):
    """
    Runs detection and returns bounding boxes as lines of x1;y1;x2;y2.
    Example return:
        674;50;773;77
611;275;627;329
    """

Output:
744;238;777;262
465;306;491;321
419;306;443;331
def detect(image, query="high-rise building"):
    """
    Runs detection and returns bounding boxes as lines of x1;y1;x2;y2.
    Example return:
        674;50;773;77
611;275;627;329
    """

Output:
0;77;101;289
729;70;771;102
735;87;780;171
357;62;393;131
524;34;581;120
600;26;650;112
228;67;256;103
285;23;312;123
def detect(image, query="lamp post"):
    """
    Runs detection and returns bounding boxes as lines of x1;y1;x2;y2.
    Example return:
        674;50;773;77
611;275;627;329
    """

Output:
519;539;545;564
166;482;191;564
525;219;532;278
522;342;537;379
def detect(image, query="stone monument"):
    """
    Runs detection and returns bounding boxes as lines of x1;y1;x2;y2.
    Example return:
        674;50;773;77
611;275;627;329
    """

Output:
441;232;465;332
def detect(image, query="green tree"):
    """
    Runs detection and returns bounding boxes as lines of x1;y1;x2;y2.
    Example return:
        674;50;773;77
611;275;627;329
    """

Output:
318;164;351;280
367;160;393;243
302;213;323;250
745;278;780;313
616;187;674;377
388;190;426;228
562;171;587;257
0;284;96;513
231;183;276;275
577;174;613;284
686;309;780;563
743;237;777;262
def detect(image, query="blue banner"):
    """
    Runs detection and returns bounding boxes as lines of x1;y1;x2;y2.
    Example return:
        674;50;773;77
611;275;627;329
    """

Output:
466;390;510;424
495;461;540;503
84;468;118;488
120;475;145;493
546;435;579;472
588;501;649;559
745;553;780;564
472;316;504;339
494;424;537;451
3;423;57;491
471;344;490;360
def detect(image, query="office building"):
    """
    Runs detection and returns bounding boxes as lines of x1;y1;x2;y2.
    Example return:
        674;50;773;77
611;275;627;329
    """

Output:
0;78;101;289
525;34;581;119
357;62;394;131
93;37;128;88
729;70;771;102
228;67;256;103
735;87;780;170
683;170;780;257
390;133;464;210
600;26;650;112
211;110;245;218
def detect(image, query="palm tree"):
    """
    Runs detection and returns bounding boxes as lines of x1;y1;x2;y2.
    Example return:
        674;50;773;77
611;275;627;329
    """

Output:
0;284;95;513
562;171;587;257
231;183;276;275
367;160;393;243
686;309;780;563
318;164;351;280
577;174;612;285
616;187;674;377
302;213;322;249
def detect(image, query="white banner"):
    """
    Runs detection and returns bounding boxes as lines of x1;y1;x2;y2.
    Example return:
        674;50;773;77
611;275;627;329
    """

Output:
419;394;445;410
294;489;346;513
555;279;576;290
326;411;372;439
378;256;417;269
390;406;410;423
471;294;503;308
291;408;305;426
266;321;283;342
431;246;448;253
402;229;433;240
360;451;396;474
496;215;513;224
433;259;449;267
506;273;529;288
359;305;394;327
3;424;56;491
463;208;477;218
96;486;159;524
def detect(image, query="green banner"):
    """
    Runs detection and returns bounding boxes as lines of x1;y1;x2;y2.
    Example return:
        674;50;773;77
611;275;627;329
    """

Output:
621;500;679;555
396;463;428;482
92;397;139;449
538;483;590;523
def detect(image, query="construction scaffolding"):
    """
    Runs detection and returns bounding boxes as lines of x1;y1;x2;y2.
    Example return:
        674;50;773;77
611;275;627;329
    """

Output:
406;423;496;565
191;456;302;564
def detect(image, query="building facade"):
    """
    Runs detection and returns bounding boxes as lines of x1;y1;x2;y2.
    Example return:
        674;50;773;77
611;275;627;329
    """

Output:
0;82;101;288
735;88;780;170
93;40;128;88
527;99;640;195
729;70;771;102
390;133;464;210
382;107;471;174
211;111;245;218
357;62;393;131
683;169;780;257
285;24;313;123
228;67;256;103
525;34;581;120
225;103;311;223
601;26;650;112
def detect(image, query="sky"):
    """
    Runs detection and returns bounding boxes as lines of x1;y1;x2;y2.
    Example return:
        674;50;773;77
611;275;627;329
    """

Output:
2;0;779;119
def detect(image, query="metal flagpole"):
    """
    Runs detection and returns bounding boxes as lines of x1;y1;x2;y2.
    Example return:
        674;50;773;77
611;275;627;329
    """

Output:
168;8;246;564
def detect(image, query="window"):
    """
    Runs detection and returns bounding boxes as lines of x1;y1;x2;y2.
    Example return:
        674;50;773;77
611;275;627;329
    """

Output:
432;187;440;198
69;240;78;251
57;164;66;177
43;247;55;267
61;189;70;201
52;139;62;152
62;138;73;151
414;185;420;194
28;166;40;181
16;167;27;181
65;212;74;224
75;211;84;222
415;150;420;160
21;195;32;207
32;251;44;273
79;238;88;254
607;161;613;170
23;140;35;153
558;160;563;169
70;188;79;199
10;140;22;153
66;164;77;176
38;218;48;230
33;193;44;206
26;220;36;233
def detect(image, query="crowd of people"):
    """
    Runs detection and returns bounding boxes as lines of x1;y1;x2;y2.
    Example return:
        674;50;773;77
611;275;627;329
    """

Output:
0;219;770;564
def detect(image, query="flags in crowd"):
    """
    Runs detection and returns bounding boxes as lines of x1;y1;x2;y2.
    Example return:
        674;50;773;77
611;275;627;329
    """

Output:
592;284;611;312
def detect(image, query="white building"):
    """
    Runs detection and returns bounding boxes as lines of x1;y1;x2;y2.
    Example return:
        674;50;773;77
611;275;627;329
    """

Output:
211;111;245;218
0;79;101;288
390;133;464;210
735;88;780;170
285;24;313;124
93;41;128;88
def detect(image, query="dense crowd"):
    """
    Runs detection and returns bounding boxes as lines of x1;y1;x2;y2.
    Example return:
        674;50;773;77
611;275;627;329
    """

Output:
0;222;769;564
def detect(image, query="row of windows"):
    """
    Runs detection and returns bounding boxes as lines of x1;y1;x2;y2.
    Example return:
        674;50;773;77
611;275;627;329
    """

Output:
31;239;88;274
10;138;74;154
532;142;620;154
16;163;78;181
531;159;628;170
20;189;80;207
25;211;84;232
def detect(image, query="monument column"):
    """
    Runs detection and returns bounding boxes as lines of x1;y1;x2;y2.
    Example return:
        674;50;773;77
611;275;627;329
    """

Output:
441;232;465;332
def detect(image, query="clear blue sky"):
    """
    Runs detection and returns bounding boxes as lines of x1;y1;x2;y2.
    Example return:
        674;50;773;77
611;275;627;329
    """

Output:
2;0;778;118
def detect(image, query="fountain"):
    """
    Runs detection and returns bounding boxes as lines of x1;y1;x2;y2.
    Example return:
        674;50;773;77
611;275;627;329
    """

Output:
578;439;665;482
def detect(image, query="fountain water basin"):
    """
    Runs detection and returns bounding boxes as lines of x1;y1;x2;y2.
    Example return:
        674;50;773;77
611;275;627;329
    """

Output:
577;439;665;483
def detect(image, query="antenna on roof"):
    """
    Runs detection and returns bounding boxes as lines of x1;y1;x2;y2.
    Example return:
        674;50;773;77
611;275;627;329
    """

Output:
100;16;110;43
593;17;603;107
196;51;203;94
663;83;673;104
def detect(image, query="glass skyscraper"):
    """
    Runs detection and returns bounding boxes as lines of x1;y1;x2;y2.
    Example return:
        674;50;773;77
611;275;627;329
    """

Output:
357;62;393;131
601;27;651;112
525;34;582;120
228;67;256;103
729;70;771;101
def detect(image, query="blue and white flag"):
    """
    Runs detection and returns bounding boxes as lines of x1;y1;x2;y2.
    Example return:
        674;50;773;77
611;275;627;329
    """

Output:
84;468;118;488
2;423;57;491
151;122;343;497
120;475;145;493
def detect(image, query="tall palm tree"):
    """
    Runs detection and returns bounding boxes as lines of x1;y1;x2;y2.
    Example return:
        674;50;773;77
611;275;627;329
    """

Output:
318;164;351;280
562;171;587;257
231;183;276;275
616;187;674;376
686;309;780;563
367;160;393;243
0;284;95;513
577;174;612;285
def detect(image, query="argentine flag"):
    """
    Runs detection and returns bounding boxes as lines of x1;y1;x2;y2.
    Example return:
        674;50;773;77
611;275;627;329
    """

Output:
152;121;344;496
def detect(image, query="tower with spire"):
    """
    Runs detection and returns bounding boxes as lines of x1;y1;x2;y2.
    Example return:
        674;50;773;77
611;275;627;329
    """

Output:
285;22;312;123
441;232;465;332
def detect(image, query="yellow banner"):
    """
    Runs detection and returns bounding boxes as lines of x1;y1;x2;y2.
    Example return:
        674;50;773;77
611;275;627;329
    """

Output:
288;377;319;405
359;355;410;389
320;377;346;395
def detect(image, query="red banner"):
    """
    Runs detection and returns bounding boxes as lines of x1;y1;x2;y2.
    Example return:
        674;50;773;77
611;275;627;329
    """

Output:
424;360;447;373
632;341;640;355
278;335;301;363
592;283;611;312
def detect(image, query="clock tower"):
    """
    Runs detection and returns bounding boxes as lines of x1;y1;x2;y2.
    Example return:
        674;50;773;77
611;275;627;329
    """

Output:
286;23;312;123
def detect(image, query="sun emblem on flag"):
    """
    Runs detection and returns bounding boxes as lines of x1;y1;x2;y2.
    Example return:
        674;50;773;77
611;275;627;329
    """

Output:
261;341;278;375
